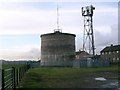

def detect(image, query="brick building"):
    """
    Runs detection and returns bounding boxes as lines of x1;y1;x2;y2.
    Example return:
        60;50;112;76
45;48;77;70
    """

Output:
100;44;120;64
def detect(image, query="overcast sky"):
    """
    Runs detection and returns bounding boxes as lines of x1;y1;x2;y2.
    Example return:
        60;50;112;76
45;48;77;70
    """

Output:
0;0;119;60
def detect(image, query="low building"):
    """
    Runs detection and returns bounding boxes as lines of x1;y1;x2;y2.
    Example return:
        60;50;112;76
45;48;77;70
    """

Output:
75;50;90;59
100;44;120;64
73;50;110;68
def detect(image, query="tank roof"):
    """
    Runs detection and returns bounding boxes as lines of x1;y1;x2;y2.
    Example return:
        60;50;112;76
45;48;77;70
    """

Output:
41;31;76;37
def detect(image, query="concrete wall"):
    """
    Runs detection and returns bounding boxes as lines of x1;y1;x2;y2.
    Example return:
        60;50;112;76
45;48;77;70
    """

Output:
41;31;76;66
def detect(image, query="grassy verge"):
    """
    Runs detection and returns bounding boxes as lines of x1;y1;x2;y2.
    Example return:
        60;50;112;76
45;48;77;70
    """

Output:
18;64;119;88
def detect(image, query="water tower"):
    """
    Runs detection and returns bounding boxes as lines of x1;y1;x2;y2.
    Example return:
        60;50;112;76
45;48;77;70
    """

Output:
40;3;76;66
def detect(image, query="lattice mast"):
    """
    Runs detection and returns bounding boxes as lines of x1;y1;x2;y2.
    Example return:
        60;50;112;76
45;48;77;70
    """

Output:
81;5;95;56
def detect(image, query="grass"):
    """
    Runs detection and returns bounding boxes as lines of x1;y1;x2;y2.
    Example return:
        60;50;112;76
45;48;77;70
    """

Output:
18;64;119;88
3;64;24;69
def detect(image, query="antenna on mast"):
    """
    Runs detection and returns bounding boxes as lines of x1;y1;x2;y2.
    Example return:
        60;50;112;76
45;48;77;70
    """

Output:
54;1;62;32
57;2;59;30
81;5;95;56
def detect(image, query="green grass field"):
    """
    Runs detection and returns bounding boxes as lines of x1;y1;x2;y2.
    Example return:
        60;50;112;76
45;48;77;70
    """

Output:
18;65;119;88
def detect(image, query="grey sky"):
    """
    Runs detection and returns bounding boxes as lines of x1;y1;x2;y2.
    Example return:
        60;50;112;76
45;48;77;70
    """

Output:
0;1;119;60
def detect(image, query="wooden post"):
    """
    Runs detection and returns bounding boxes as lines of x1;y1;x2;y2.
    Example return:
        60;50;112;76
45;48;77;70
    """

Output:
12;67;15;90
1;69;4;90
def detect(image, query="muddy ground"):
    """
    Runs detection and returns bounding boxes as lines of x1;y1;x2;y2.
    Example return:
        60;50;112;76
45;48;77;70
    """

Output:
80;71;119;89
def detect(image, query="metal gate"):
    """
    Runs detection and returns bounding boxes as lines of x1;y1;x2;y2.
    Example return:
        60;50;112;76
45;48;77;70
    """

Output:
1;64;30;90
2;67;15;90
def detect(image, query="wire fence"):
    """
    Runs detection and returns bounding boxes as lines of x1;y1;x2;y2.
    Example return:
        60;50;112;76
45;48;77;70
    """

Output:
73;59;110;68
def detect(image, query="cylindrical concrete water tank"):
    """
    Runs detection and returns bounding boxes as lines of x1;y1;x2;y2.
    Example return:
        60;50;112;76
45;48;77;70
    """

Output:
40;31;76;66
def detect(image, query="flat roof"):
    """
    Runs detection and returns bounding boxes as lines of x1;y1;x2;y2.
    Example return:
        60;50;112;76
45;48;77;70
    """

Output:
41;31;76;37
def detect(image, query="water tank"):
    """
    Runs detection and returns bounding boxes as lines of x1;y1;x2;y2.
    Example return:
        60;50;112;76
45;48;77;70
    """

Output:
40;31;76;66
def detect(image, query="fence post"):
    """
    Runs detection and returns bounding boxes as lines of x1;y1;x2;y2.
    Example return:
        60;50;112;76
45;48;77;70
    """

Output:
19;67;21;80
12;67;15;90
16;69;18;86
19;67;21;79
1;69;4;90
